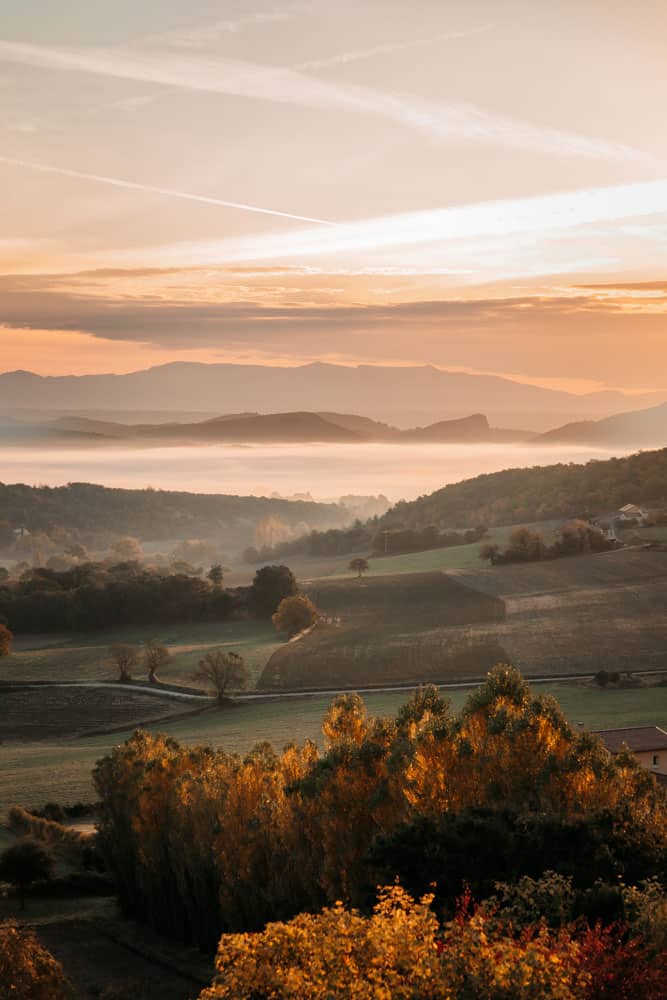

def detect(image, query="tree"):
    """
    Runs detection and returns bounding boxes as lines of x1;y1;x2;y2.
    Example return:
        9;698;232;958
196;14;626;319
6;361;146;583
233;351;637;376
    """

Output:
0;922;72;998
109;644;139;683
272;595;318;637
207;564;224;589
110;536;143;562
251;565;298;618
193;650;248;705
479;543;499;564
0;624;13;657
0;839;54;909
143;639;170;684
348;557;369;579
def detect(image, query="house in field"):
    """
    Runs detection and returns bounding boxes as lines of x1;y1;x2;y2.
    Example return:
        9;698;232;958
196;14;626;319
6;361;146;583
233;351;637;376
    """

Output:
595;726;667;778
616;503;647;523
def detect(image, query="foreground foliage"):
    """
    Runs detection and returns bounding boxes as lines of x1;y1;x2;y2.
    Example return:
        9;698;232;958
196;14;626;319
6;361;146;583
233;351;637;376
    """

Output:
94;667;666;952
0;922;72;999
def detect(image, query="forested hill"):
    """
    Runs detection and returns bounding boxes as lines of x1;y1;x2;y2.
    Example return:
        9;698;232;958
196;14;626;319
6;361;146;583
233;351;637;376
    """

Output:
380;448;667;529
0;482;343;541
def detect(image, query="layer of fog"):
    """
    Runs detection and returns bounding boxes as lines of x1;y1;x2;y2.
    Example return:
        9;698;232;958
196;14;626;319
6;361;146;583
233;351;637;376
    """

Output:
0;442;637;502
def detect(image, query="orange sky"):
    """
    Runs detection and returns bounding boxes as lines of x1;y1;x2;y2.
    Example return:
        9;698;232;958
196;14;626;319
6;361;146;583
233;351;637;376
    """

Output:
0;0;666;390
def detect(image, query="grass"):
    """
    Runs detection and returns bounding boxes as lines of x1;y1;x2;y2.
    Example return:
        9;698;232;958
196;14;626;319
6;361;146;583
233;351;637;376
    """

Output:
1;681;664;819
5;620;281;689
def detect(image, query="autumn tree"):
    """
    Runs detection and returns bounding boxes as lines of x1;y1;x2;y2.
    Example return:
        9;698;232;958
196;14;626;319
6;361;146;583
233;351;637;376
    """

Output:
348;557;369;578
143;640;170;684
109;644;139;683
194;650;248;704
0;922;72;999
0;839;54;909
109;536;143;562
272;595;318;637
0;624;13;657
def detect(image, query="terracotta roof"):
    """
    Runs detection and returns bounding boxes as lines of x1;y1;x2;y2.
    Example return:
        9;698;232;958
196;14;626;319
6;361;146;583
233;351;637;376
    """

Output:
595;726;667;754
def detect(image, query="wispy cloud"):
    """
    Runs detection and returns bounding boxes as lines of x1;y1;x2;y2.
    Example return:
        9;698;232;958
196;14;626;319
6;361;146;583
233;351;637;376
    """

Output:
157;3;312;47
294;24;493;72
0;156;334;226
0;38;647;161
120;177;667;266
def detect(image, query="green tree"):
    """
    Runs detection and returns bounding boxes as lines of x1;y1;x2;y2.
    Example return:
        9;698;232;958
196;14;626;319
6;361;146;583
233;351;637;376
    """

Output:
348;557;369;578
193;650;248;705
272;595;319;637
251;565;298;618
0;624;13;657
207;564;225;588
0;839;54;909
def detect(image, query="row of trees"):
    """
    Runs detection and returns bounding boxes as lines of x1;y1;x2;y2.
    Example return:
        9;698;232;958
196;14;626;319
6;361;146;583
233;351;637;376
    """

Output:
0;561;299;634
480;520;617;565
93;667;666;954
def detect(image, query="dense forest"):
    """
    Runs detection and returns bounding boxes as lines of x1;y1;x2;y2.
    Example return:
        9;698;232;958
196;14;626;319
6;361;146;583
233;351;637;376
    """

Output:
0;482;344;545
380;447;667;529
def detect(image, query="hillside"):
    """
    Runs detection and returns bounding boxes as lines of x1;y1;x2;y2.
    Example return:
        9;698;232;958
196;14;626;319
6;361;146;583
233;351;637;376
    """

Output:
2;362;666;431
539;400;667;447
0;482;345;543
379;447;667;529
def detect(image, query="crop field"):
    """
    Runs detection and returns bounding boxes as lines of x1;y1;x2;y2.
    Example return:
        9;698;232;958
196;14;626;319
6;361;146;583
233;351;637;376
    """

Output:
449;547;667;677
3;620;281;688
0;681;665;819
261;571;507;689
0;686;196;741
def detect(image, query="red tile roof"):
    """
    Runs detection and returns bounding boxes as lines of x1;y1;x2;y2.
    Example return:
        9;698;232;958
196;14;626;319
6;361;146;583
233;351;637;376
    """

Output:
595;726;667;754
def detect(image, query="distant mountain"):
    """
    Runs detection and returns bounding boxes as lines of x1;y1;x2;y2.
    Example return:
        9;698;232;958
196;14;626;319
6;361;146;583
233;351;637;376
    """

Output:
2;362;665;431
0;410;533;447
539;402;667;448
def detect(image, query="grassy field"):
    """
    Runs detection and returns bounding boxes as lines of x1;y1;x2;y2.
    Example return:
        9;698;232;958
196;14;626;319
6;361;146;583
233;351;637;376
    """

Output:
4;620;281;689
1;681;664;818
261;572;506;689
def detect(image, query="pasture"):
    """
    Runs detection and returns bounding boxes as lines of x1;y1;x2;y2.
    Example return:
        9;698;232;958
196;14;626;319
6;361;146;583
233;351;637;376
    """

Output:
0;680;665;818
450;547;667;677
3;619;281;688
261;571;506;689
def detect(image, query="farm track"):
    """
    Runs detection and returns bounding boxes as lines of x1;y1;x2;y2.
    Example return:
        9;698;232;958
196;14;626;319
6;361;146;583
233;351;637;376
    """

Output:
4;670;667;704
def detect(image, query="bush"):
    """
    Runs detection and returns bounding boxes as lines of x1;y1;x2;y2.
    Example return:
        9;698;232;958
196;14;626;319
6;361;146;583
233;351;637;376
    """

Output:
272;595;319;636
0;922;72;999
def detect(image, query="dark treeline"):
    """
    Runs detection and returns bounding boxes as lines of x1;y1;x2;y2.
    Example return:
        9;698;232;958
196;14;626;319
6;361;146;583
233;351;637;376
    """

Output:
481;520;618;565
93;668;666;952
381;447;667;529
0;482;343;543
246;523;487;563
0;562;297;633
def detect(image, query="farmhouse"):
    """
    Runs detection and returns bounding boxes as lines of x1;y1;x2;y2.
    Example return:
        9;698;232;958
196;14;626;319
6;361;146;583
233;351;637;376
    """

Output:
595;725;667;777
616;503;647;522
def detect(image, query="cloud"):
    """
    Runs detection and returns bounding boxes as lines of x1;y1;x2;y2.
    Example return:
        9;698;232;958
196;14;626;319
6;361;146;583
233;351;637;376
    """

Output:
0;156;333;226
115;176;667;267
293;24;493;72
156;3;312;47
0;37;647;161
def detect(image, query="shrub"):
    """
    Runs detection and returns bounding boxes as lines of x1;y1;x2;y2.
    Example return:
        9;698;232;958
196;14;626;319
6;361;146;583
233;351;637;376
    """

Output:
0;922;72;999
272;594;319;636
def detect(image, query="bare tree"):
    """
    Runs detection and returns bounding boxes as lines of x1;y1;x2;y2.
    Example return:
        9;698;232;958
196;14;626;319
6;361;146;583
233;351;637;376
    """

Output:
349;557;369;579
193;650;248;705
109;644;139;683
143;639;170;684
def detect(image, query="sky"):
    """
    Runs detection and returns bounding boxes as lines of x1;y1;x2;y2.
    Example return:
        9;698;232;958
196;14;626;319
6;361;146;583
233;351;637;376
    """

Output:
0;0;666;392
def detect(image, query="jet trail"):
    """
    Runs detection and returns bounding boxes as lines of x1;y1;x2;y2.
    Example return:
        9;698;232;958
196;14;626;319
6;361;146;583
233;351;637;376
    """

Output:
0;156;335;226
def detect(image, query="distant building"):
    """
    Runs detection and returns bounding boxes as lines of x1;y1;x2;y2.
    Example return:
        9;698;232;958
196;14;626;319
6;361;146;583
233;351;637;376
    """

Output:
595;725;667;776
616;503;647;522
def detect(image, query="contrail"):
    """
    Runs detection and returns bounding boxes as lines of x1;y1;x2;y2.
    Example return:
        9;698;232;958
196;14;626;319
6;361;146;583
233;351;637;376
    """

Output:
0;156;334;226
